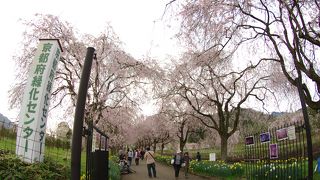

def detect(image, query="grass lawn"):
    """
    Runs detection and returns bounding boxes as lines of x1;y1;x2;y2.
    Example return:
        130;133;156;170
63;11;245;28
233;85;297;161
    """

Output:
0;137;15;151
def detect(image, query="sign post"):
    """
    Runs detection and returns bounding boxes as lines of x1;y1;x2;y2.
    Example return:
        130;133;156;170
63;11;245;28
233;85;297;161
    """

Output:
16;39;62;163
209;153;216;161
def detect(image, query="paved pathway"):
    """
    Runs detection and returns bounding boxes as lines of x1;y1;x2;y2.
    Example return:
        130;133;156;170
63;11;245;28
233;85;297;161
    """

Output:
121;160;217;180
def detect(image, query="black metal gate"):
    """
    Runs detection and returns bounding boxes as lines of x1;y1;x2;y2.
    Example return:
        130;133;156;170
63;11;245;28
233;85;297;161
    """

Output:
244;121;307;179
84;122;109;180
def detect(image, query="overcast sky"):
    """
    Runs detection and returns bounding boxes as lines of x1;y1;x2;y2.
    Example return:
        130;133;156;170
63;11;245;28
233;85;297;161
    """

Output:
0;0;304;128
0;0;180;122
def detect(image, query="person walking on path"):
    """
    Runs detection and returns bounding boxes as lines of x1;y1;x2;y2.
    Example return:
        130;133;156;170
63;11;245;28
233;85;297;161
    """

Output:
172;150;184;179
140;149;145;160
183;152;191;178
144;147;157;178
135;149;140;165
128;149;134;166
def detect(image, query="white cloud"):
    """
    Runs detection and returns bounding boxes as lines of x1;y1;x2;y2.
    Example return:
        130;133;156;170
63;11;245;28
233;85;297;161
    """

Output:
0;0;179;122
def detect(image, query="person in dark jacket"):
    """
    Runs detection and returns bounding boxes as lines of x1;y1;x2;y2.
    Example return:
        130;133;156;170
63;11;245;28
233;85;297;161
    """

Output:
183;152;191;178
196;151;201;161
172;150;184;179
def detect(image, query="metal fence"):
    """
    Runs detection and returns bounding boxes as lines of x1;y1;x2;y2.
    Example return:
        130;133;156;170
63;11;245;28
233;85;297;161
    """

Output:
0;119;71;178
244;120;307;179
1;118;110;179
84;122;109;180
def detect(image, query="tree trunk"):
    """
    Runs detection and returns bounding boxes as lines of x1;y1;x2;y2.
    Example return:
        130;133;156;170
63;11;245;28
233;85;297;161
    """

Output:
220;135;228;161
153;142;157;152
180;137;185;152
161;143;164;156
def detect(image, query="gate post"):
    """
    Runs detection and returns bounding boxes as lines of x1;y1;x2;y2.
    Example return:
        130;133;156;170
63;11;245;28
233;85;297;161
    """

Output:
71;47;95;180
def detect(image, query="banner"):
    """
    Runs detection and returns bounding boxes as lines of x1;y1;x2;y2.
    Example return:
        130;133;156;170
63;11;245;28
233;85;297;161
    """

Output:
16;39;62;163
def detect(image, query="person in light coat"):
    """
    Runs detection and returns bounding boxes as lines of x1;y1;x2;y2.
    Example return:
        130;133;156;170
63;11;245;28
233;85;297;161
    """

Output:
144;147;157;178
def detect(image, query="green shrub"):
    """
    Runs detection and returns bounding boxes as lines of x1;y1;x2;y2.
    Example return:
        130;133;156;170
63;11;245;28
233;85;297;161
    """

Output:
109;155;119;163
155;155;244;179
249;160;304;179
109;155;120;180
0;151;70;179
189;160;244;178
154;155;172;165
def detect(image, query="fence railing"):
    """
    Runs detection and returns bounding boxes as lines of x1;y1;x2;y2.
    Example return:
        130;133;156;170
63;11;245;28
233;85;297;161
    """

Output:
84;122;109;180
1;118;111;180
0;119;71;178
244;120;307;179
